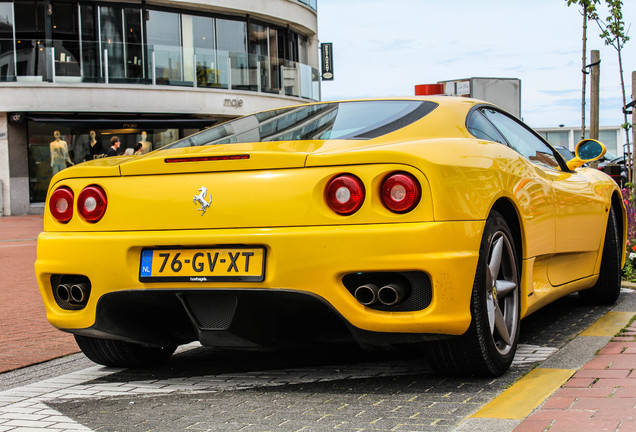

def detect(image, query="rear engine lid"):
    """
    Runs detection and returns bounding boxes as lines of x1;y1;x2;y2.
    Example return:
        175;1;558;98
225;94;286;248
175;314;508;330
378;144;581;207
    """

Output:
119;141;329;176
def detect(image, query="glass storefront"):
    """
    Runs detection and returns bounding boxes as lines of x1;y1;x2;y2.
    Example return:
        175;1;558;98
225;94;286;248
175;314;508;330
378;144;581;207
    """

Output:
26;119;200;202
0;1;319;98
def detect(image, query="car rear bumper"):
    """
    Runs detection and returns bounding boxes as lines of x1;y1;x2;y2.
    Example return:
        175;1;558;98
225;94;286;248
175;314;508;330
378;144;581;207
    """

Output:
35;221;484;344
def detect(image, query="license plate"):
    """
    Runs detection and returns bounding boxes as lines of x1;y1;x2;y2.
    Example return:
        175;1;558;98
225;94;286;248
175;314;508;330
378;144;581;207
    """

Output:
139;247;265;282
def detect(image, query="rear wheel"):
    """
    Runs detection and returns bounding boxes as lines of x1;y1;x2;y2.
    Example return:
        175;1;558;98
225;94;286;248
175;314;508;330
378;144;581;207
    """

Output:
426;210;520;377
578;206;621;305
74;335;176;368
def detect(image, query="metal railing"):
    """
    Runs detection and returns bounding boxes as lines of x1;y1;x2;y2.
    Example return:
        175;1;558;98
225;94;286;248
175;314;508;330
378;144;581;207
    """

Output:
0;39;320;101
297;0;317;10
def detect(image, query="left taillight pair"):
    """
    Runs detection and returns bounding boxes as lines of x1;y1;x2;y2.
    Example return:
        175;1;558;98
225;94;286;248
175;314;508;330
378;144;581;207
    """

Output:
49;185;107;223
326;172;421;215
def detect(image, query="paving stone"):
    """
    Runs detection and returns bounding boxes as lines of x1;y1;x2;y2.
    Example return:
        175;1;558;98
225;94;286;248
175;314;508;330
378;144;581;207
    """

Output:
548;418;620;432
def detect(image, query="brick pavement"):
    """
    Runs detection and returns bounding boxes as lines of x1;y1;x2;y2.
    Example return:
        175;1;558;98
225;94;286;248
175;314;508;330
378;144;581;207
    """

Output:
512;321;636;432
0;215;79;373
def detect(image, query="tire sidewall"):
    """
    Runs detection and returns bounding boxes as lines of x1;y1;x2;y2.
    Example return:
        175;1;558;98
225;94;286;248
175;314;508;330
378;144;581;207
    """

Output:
471;210;520;374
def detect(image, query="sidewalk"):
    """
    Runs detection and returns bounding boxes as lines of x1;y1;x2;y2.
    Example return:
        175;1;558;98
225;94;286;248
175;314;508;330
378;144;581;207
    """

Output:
457;289;636;432
516;321;636;432
0;215;79;373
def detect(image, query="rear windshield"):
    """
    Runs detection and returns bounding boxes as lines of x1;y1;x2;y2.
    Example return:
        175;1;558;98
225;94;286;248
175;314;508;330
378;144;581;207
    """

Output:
165;100;437;148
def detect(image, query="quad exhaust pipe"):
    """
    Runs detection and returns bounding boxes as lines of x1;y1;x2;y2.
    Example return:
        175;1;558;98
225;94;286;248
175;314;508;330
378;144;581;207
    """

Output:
56;283;72;302
70;283;90;303
354;282;408;306
55;281;90;305
377;283;407;306
354;284;379;306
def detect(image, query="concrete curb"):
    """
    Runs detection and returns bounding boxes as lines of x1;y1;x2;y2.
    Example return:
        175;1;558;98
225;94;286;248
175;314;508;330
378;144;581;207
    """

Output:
454;287;636;431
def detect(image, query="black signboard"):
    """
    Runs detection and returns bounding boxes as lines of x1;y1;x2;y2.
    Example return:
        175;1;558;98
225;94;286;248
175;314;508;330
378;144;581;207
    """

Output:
321;43;334;81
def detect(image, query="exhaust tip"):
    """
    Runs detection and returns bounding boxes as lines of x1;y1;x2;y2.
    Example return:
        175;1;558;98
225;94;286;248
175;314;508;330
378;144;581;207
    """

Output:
354;284;379;306
70;283;89;304
378;283;406;306
56;284;71;302
51;275;91;310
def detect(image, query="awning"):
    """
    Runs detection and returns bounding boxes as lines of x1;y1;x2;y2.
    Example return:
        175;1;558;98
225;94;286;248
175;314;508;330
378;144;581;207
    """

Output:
25;114;218;129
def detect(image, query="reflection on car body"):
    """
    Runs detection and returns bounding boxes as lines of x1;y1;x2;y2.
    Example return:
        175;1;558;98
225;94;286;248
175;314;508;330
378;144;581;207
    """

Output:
36;97;626;377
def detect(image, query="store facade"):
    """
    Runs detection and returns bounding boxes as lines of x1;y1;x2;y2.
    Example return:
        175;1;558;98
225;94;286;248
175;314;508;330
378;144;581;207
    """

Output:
0;0;320;215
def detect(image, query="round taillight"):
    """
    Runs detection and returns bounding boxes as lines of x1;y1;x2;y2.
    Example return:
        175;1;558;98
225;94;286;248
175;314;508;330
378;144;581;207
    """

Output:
381;172;421;213
326;174;365;215
78;185;107;222
49;187;74;223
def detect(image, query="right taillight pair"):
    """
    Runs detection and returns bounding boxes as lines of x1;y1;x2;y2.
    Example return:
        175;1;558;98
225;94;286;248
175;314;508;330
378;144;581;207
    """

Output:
49;185;107;223
326;172;421;215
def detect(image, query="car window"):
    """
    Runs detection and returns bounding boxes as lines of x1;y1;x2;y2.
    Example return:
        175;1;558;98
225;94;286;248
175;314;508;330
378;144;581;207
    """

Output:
466;110;506;144
480;108;562;170
165;100;438;148
555;146;575;160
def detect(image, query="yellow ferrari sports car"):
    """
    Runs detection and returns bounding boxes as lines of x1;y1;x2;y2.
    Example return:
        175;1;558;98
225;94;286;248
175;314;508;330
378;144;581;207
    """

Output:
35;97;625;377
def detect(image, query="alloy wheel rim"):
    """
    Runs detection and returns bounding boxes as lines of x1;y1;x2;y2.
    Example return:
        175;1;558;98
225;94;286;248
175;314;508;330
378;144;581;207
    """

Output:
485;230;519;356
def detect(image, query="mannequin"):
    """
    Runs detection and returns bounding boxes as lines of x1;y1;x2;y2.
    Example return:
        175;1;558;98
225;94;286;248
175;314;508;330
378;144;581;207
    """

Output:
138;131;151;154
50;130;73;175
88;130;104;158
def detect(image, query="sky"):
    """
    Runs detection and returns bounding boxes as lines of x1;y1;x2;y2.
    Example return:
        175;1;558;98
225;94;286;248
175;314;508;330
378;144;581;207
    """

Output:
316;0;635;128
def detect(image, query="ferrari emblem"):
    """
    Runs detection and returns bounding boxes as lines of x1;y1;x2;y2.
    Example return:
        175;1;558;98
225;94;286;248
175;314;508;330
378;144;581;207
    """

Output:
193;186;211;215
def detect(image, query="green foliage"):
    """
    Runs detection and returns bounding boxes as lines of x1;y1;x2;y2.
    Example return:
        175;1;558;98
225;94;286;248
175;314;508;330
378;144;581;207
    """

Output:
598;0;630;49
565;0;600;18
624;255;636;282
622;186;636;282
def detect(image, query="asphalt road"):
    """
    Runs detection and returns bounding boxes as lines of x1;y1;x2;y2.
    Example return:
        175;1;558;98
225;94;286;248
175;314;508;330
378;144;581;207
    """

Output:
1;289;632;432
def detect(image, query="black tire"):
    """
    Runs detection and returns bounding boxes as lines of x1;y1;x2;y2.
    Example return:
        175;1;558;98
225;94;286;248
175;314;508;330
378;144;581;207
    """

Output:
578;206;621;305
74;335;176;368
426;210;520;377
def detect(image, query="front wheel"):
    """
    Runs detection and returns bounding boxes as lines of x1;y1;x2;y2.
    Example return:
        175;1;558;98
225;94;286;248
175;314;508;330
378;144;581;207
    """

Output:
426;210;520;377
74;335;176;368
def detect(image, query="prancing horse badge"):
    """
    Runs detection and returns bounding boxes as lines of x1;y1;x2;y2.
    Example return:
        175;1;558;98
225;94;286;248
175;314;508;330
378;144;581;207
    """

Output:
193;186;211;215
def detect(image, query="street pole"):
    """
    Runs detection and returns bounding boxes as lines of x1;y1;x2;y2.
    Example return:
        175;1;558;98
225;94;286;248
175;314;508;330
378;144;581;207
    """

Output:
590;50;600;141
580;8;588;141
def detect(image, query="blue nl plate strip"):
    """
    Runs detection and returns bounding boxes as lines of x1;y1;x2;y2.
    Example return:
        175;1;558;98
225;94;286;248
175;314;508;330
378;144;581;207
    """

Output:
140;249;153;278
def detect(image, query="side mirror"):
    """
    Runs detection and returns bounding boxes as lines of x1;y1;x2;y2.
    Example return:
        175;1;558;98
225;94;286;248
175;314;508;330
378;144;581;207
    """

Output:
566;139;607;171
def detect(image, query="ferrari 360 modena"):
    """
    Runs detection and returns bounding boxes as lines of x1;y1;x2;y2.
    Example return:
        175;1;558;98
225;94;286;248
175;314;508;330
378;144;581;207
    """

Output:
35;97;626;376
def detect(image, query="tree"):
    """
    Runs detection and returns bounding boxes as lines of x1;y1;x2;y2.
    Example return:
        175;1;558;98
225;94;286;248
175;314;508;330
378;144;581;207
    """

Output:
566;0;600;140
595;0;631;180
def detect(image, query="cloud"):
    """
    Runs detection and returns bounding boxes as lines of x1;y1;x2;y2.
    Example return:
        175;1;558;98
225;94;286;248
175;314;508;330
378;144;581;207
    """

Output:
318;0;635;128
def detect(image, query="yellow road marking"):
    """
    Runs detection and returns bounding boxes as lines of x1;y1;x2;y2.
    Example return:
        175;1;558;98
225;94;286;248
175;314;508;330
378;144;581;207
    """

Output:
472;368;574;419
579;311;636;337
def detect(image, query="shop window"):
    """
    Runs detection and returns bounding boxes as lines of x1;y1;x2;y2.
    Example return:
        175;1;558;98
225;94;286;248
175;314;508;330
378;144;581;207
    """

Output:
146;10;182;84
268;28;279;92
1;1;317;98
27;124;73;203
100;6;124;81
14;1;48;80
0;2;15;81
124;8;143;80
80;4;98;81
248;22;268;92
216;18;247;89
51;2;80;81
27;123;180;202
190;15;217;88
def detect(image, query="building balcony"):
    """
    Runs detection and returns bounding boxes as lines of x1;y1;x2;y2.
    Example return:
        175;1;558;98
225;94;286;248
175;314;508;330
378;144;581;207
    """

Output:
0;40;320;114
